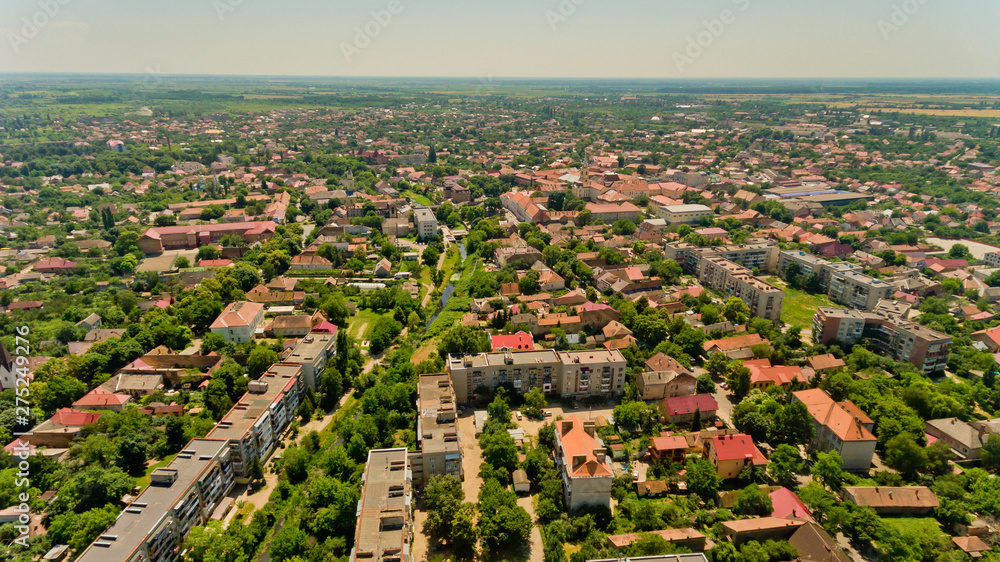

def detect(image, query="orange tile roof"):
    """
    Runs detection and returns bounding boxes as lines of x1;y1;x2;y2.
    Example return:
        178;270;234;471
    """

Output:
556;416;613;478
793;388;876;442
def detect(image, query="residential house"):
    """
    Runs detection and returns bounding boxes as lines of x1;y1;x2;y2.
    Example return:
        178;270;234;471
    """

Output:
704;433;768;479
554;417;613;510
210;301;266;344
792;389;877;471
637;370;697;401
660;394;718;424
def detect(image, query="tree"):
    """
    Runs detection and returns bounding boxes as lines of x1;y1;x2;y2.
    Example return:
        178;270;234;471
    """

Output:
247;346;279;379
451;502;478;557
438;325;491;359
477;479;531;554
686;458;722;502
726;362;752;399
948;244;970;259
768;444;804;487
696;373;716;394
705;352;729;380
425;475;465;538
480;430;519;478
523;387;546;419
770;401;815;446
885;433;926;477
983;434;1000;472
200;332;227;355
734;483;773;516
812;451;844;490
691;409;702;432
270;525;307;561
723;297;751;325
249;457;265;482
115;434;149;476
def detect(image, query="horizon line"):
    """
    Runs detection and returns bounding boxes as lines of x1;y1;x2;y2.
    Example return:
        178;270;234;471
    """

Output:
2;72;1000;82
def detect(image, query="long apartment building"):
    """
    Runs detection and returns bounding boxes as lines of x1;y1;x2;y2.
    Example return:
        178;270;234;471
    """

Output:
350;448;413;562
813;307;951;374
665;242;783;322
446;349;627;404
779;251;893;310
205;362;304;480
76;439;235;562
410;374;463;488
698;256;784;322
80;330;339;559
664;242;780;275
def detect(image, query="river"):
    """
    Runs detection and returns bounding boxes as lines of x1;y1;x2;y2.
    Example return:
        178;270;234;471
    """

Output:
425;242;466;327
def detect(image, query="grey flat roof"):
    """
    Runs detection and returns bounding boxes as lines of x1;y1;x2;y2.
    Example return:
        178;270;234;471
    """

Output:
76;439;227;562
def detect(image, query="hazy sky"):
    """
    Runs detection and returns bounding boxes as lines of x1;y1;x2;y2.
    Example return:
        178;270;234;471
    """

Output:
2;0;999;78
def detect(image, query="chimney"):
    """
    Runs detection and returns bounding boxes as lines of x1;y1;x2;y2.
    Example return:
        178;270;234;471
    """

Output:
562;420;574;436
584;421;596;437
594;448;606;463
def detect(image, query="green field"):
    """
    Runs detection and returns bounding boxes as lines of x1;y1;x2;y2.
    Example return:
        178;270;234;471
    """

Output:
403;190;434;206
881;517;945;538
347;309;390;340
763;277;837;330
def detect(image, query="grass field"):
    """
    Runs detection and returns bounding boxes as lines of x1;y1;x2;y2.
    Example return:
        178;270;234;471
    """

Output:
403;190;434;206
763;276;836;330
347;309;389;340
881;517;945;538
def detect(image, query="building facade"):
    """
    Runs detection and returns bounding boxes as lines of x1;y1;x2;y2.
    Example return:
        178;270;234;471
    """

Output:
779;251;893;310
656;204;714;224
813;307;952;374
554;417;613;511
414;208;438;240
210;301;266;344
792;388;877;471
446;349;627;404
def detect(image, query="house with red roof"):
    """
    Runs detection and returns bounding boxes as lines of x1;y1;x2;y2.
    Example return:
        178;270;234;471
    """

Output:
210;301;266;344
490;331;534;352
34;258;78;274
703;333;769;359
554;416;613;510
73;386;133;412
746;361;808;390
972;326;1000;352
704;433;768;479
651;432;689;463
27;408;103;448
659;393;718;424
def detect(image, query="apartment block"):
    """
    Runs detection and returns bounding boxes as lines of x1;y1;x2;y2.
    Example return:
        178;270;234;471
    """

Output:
698;256;784;322
350;448;413;562
205;363;304;480
779;251;893;310
446;349;627;404
410;374;463;488
414;207;438;240
665;242;779;275
77;439;235;562
554;417;613;511
285;331;338;389
813;307;952;374
656;204;714;224
985;252;1000;269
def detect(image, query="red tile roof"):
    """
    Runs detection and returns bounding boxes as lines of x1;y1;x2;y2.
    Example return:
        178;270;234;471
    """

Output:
709;433;768;464
662;394;718;417
490;331;534;352
50;408;103;427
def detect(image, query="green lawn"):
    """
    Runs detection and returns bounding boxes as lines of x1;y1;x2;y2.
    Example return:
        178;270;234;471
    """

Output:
347;309;390;340
403;190;434;206
881;517;945;538
763;277;836;330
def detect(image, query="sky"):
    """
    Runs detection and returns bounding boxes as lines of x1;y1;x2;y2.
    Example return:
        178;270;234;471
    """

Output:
1;0;999;78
